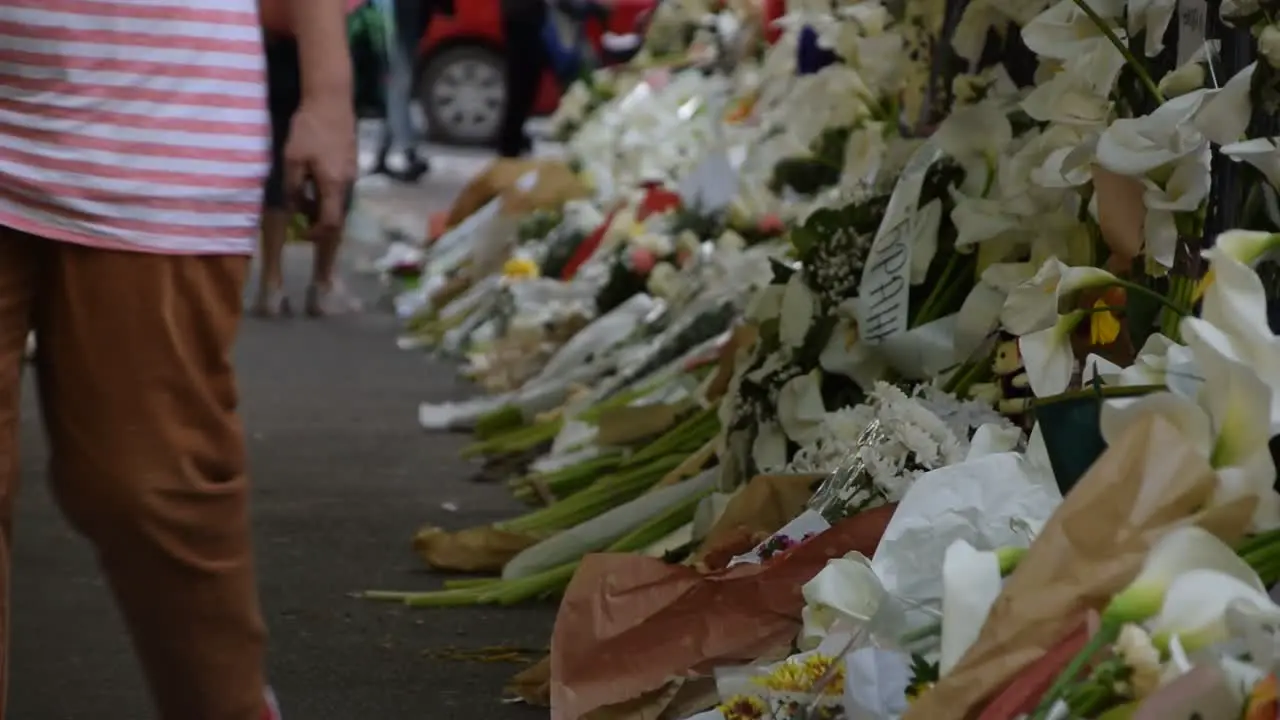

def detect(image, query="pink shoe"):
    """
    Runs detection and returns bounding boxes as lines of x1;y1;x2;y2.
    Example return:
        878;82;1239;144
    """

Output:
262;687;282;720
305;282;362;317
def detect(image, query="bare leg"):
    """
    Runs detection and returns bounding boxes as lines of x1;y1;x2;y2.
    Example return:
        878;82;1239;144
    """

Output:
251;209;292;317
305;224;361;317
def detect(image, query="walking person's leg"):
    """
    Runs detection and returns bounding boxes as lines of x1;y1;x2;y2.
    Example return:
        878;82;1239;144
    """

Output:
256;37;360;318
0;235;38;710
498;3;549;158
253;37;301;318
374;0;429;181
31;235;268;720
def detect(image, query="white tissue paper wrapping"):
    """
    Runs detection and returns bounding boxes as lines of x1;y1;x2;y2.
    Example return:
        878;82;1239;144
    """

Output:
843;647;912;720
870;452;1061;627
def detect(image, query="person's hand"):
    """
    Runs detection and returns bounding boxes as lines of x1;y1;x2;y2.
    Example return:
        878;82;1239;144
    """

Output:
283;94;357;237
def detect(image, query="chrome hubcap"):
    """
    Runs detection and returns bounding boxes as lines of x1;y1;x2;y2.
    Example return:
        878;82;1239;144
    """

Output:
430;57;505;142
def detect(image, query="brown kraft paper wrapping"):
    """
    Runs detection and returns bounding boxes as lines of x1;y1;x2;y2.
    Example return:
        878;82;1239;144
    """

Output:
549;504;898;720
906;416;1256;719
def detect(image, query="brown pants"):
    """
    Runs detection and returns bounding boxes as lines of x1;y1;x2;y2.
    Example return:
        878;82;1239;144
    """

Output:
0;229;266;719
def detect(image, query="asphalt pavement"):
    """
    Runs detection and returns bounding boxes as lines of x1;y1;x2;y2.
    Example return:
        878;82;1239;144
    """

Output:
9;153;555;719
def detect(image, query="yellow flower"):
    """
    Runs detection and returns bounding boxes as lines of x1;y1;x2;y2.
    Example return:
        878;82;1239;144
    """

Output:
502;257;540;281
717;694;767;720
1090;299;1121;345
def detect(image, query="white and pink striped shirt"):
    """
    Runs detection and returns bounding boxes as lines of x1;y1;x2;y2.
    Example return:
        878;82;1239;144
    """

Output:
0;0;271;254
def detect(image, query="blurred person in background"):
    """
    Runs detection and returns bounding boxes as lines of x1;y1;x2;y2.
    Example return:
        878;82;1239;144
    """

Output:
253;0;367;317
498;0;551;157
370;0;453;181
0;0;355;718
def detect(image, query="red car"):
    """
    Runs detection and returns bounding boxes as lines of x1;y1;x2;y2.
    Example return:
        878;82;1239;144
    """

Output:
416;0;656;146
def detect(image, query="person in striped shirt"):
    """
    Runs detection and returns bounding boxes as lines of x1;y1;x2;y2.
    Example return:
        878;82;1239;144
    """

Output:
0;1;357;718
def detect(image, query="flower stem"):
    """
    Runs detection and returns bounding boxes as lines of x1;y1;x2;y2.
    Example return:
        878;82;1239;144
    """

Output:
1029;621;1121;720
1030;383;1166;408
1069;0;1165;105
1109;279;1192;317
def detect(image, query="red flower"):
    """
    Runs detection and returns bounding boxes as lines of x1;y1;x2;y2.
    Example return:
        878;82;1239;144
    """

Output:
629;247;658;275
638;186;682;220
758;213;785;235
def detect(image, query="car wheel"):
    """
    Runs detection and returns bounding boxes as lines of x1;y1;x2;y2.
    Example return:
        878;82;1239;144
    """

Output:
419;45;507;147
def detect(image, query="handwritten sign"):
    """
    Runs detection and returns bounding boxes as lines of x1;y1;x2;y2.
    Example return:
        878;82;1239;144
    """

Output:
855;141;944;343
1176;0;1208;66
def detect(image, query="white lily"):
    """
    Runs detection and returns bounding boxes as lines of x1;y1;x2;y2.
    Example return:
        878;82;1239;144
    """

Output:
752;422;789;476
957;263;1039;356
1021;70;1113;128
1095;91;1208;177
939;540;1004;675
839;122;889;193
746;284;786;323
820;299;888;389
1193;63;1255;146
951;194;1022;249
1214;229;1280;265
934;101;1012;195
1104;526;1264;624
1141;144;1213;268
779;272;817;349
1126;0;1176;57
777;369;827;445
1101;332;1280;528
952;0;1015;64
1018;311;1084;397
1221;137;1280;189
1149;569;1280;651
1022;0;1128;94
1001;257;1118;335
799;552;886;650
1120;333;1199;396
1081;354;1123;384
1033;133;1099;189
1190;246;1280;430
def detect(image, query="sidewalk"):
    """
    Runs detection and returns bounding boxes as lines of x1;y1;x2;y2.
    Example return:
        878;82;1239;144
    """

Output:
8;149;554;719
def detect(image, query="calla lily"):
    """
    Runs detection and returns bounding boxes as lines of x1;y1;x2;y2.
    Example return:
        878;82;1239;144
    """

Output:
799;552;886;650
939;540;1003;675
951;194;1022;248
1221;137;1280;189
819;299;887;389
934;101;1013;194
1021;70;1113;127
952;0;1009;64
1081;354;1123;384
1189;247;1280;431
752;421;789;473
746;285;786;323
1193;63;1255;146
1018;311;1084;396
1104;526;1264;625
839;122;889;193
1149;569;1280;651
1001;257;1118;335
1102;333;1279;527
1126;0;1176;57
1215;229;1280;266
779;273;817;349
956;263;1038;355
777;369;827;445
1119;333;1199;396
1095;91;1209;177
1141;145;1213;268
1022;0;1128;94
